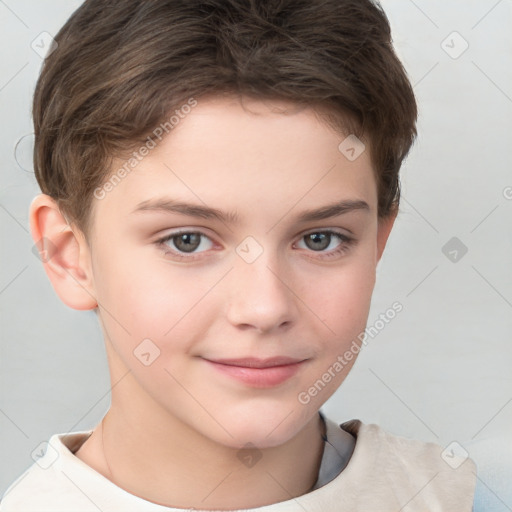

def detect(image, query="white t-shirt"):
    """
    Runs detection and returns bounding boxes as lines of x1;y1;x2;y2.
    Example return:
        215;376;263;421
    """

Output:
0;412;476;511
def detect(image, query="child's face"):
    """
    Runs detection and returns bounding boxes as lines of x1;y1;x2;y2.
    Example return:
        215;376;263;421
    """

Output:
84;96;394;448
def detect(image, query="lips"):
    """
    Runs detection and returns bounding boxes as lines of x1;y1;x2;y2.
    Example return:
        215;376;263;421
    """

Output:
203;356;307;388
207;356;306;369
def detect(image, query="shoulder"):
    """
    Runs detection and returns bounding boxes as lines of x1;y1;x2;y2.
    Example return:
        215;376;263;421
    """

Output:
0;431;95;511
467;434;512;512
1;463;64;511
339;419;477;510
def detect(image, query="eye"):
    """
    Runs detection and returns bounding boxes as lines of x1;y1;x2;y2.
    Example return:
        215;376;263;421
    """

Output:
156;230;214;261
155;229;355;262
295;230;355;259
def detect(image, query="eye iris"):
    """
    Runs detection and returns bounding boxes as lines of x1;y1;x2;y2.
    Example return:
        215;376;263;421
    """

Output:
306;232;330;251
174;233;201;253
167;232;339;255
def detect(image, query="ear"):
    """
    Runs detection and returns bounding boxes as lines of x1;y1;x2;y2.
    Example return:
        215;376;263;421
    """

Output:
29;194;98;310
376;209;397;264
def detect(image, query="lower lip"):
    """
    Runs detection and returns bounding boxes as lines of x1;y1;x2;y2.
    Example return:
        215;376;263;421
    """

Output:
204;360;305;388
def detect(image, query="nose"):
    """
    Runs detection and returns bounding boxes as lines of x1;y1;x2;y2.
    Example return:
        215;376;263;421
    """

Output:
225;246;299;334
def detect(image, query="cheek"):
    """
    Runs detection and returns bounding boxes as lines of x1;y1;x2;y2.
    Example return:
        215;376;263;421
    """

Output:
94;235;376;341
91;251;203;395
92;245;217;364
310;257;376;337
92;238;195;327
293;259;376;407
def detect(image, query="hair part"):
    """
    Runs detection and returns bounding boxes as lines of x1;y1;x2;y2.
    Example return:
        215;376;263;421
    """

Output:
33;0;417;239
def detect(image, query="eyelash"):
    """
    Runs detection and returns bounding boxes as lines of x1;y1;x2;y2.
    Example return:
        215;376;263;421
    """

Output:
155;229;355;262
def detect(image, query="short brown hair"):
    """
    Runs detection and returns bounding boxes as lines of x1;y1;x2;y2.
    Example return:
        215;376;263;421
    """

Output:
33;0;417;238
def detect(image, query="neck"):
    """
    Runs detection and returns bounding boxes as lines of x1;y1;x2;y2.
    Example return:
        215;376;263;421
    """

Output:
98;405;326;509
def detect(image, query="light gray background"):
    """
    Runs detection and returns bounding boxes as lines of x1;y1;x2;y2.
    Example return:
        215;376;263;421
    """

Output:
1;0;511;507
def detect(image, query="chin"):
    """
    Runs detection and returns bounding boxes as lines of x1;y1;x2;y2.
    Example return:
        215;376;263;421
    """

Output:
206;406;313;450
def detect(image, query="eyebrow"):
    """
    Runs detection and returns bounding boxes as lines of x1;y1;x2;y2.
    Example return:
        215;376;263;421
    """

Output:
132;197;370;224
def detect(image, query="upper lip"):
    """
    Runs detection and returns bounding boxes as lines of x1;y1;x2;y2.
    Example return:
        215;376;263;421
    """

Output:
206;356;306;368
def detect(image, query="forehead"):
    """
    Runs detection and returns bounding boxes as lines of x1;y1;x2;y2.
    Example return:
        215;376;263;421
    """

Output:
91;96;377;227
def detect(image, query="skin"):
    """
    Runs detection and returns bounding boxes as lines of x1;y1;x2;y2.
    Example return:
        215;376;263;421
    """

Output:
29;95;396;510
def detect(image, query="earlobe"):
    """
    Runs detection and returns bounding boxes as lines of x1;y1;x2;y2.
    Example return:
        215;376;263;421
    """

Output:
29;194;98;310
376;210;397;264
